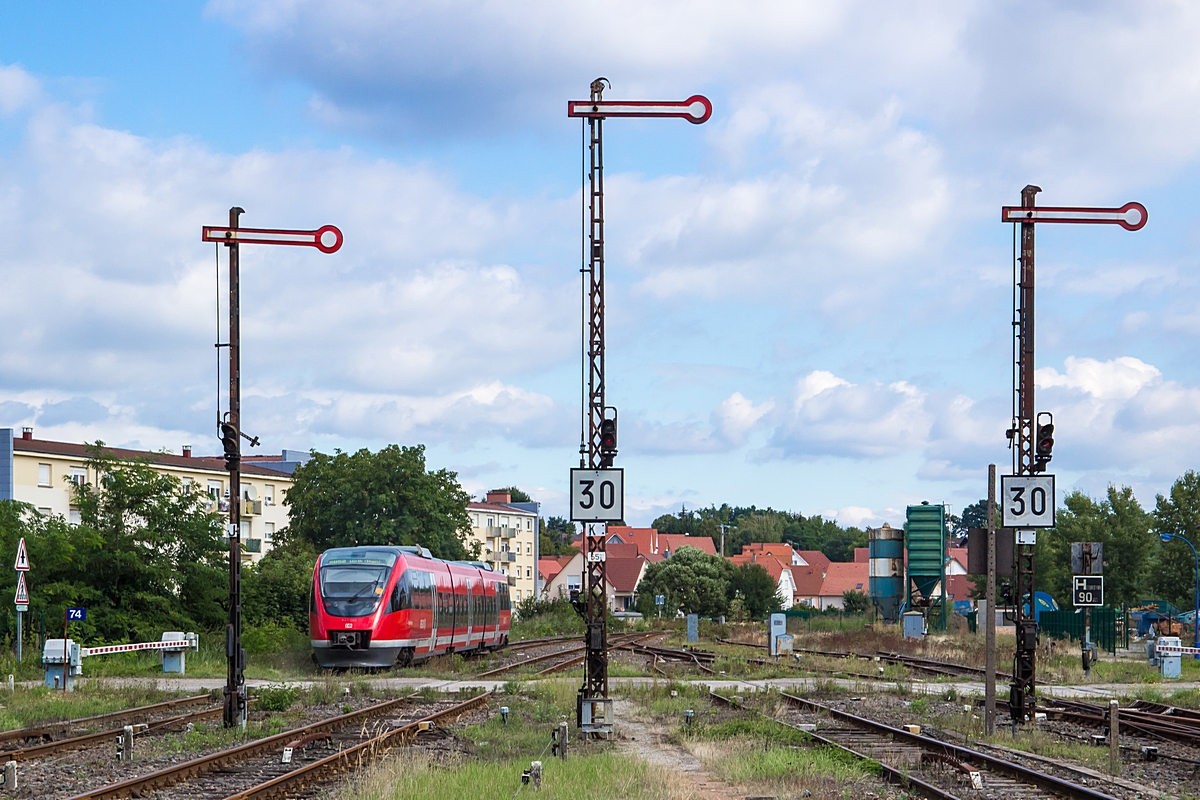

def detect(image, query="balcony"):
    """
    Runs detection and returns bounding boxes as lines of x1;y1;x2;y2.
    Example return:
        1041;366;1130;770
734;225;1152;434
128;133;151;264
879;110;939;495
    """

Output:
487;551;516;564
242;538;262;554
242;499;263;516
507;575;518;586
486;526;517;539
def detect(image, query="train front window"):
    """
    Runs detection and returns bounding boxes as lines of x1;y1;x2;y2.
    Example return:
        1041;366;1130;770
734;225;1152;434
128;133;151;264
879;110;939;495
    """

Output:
318;549;397;617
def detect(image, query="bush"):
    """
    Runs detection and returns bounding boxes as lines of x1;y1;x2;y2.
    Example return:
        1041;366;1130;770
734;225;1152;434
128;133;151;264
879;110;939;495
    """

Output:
242;622;310;656
255;683;301;712
512;597;584;640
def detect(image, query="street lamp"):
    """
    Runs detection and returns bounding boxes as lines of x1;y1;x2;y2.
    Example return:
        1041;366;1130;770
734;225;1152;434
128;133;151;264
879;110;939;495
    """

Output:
1160;533;1200;659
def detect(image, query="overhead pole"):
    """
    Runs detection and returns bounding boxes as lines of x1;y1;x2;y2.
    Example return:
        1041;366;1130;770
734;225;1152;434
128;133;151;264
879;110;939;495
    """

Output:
1000;192;1147;726
202;215;343;728
568;80;711;722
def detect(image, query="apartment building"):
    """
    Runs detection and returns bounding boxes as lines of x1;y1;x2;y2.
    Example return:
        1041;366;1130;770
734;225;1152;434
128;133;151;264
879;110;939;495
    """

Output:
0;427;297;563
466;490;539;603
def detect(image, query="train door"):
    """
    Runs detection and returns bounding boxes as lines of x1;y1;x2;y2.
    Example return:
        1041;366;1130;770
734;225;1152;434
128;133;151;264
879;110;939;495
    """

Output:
417;571;435;654
467;577;476;648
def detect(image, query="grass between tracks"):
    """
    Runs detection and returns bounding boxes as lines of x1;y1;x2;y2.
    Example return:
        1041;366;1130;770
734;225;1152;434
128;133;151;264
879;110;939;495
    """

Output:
0;683;196;730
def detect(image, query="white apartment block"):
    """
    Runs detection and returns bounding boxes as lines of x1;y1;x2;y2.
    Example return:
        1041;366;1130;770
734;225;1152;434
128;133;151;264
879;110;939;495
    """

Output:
467;490;540;603
0;427;299;563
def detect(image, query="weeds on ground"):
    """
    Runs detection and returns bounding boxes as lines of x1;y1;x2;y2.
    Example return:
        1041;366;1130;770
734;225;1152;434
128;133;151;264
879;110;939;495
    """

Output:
336;751;696;800
0;683;188;730
254;683;302;712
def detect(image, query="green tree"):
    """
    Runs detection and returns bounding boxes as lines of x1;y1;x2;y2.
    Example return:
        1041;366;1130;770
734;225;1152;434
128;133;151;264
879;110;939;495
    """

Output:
242;539;318;630
727;563;781;620
635;546;731;617
1037;487;1153;610
1151;472;1200;610
540;516;577;557
842;589;870;614
285;444;473;559
949;499;988;537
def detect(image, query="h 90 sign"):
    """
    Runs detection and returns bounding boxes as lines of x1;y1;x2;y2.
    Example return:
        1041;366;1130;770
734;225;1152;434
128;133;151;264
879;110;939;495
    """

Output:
570;468;624;523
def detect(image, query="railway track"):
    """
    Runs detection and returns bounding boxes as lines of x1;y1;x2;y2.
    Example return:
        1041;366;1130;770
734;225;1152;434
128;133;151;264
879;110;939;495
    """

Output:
1035;698;1200;747
2;703;224;762
0;694;214;747
61;691;437;800
474;631;660;678
710;689;1121;800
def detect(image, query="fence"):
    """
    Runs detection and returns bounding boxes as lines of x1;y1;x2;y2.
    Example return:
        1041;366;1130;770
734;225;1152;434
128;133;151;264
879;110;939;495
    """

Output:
1038;609;1130;654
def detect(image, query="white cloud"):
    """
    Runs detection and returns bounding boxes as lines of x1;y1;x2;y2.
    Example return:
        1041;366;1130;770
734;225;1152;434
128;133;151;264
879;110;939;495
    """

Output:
0;65;39;115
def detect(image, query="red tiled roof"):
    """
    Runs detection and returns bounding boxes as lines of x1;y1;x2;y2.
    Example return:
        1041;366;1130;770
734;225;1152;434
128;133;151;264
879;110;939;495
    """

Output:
791;565;825;597
945;574;974;601
606;526;658;555
796;550;831;573
538;557;565;582
948;548;968;570
729;552;788;583
819;561;869;598
742;542;796;561
605;558;646;593
13;437;291;478
606;543;640;559
660;534;716;555
854;547;869;563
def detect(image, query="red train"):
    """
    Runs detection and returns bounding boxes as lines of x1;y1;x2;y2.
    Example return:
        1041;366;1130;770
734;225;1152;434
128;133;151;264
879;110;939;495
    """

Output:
310;545;512;669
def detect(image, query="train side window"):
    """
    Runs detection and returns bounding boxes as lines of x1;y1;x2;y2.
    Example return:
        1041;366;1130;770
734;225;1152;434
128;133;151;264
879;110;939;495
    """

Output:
390;572;410;612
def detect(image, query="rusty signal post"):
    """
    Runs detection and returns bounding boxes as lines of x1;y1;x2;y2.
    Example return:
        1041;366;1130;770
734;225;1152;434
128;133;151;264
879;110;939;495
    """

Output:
202;211;343;728
567;80;710;729
1000;188;1145;726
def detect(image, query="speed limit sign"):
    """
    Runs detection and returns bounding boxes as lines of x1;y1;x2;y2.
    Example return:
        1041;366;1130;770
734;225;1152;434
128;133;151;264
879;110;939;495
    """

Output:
1001;475;1055;528
570;468;624;522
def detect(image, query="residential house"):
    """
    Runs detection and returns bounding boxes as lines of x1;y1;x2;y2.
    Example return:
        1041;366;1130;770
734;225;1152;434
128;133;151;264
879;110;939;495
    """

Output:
796;550;831;574
1;427;294;563
816;561;870;610
542;550;648;612
605;526;717;557
791;564;826;607
466;491;540;603
741;542;804;566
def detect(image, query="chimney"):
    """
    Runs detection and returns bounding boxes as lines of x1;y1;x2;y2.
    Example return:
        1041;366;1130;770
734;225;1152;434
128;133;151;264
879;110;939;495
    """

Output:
486;490;511;504
21;427;32;440
182;446;192;458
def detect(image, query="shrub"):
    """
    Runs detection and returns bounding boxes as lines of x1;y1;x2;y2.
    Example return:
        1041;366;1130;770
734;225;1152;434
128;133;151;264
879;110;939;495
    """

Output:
255;682;301;711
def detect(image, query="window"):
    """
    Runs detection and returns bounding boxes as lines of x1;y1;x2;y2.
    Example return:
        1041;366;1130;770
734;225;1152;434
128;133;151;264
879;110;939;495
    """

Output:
69;509;82;526
70;467;87;486
514;589;521;601
264;522;275;541
855;583;863;590
240;520;251;538
526;566;532;579
264;484;274;505
567;575;581;591
207;480;223;500
473;514;480;527
182;477;193;493
486;516;494;527
37;507;52;516
38;464;51;487
526;519;532;530
501;516;509;527
526;543;531;555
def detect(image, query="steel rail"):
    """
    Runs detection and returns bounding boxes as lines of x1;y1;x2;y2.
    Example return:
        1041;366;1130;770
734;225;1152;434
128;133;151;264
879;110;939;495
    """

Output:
775;691;1119;800
219;691;492;800
708;691;958;800
63;693;421;800
0;693;213;746
474;632;652;679
1;704;224;761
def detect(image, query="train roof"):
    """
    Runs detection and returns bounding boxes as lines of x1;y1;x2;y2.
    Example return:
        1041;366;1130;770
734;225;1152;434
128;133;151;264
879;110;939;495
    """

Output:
319;545;498;574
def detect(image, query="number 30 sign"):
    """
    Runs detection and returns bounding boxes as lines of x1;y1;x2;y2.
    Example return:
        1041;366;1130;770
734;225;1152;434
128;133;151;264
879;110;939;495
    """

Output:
570;469;624;523
1001;475;1055;528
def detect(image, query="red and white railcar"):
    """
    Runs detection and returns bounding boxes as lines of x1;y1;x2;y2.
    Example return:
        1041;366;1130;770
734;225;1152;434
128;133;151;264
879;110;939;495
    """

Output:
310;545;511;669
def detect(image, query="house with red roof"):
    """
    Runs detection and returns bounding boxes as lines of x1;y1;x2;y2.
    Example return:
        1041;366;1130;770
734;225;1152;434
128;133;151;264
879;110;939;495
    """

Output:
727;551;796;610
796;550;831;575
816;561;870;610
540;549;651;612
741;542;804;566
604;526;716;558
791;564;826;607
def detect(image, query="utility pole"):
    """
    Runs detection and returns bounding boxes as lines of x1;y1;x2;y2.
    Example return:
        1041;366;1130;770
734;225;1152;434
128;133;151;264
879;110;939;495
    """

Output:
203;214;342;727
985;464;996;736
1000;191;1146;726
567;80;710;727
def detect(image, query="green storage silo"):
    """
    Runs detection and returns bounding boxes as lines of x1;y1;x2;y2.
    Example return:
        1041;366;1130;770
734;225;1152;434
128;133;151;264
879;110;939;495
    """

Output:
905;502;947;631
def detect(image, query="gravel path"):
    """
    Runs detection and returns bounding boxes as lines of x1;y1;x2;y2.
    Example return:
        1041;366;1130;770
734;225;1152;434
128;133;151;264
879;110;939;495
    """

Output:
613;699;742;800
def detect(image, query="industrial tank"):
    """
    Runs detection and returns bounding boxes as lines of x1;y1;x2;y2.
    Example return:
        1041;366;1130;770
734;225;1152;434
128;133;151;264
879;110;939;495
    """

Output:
905;502;948;631
868;524;904;623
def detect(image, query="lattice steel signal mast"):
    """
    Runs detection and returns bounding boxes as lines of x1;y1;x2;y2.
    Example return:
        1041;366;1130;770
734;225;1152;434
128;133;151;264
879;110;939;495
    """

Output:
567;80;711;718
1000;189;1146;724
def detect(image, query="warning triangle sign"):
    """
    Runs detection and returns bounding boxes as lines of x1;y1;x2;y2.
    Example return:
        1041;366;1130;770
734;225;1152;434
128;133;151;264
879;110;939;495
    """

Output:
13;538;29;572
13;572;28;605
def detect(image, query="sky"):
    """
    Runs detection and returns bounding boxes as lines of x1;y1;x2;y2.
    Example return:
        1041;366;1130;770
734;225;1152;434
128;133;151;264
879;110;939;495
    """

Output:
4;1;1200;527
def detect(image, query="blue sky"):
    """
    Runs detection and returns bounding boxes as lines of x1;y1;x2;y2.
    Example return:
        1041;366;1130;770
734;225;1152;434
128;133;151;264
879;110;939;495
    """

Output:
4;2;1200;526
